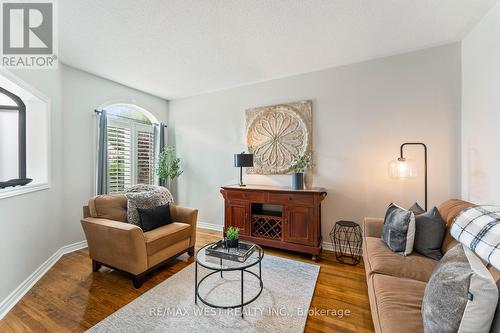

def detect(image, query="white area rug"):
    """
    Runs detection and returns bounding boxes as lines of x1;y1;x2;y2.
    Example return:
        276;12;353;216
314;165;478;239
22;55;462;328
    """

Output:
87;255;320;333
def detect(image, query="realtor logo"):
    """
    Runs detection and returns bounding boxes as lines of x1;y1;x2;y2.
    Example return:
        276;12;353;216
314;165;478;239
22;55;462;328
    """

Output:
1;1;58;68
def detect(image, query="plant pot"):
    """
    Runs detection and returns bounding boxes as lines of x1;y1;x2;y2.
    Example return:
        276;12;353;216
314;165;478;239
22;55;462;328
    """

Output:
226;238;239;248
292;172;304;190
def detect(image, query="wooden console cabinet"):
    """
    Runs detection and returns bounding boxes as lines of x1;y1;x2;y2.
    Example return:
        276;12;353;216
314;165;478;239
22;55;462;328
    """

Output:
220;185;327;261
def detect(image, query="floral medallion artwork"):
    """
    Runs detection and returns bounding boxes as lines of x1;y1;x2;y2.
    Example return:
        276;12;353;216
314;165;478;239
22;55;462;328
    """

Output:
246;100;312;174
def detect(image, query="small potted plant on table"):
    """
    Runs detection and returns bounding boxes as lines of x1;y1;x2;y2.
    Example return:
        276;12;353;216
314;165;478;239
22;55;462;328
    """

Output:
290;151;315;190
225;226;239;249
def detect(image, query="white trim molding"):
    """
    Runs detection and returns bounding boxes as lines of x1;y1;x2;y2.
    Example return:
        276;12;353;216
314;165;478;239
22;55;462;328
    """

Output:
0;182;50;200
0;70;52;199
322;240;363;256
197;221;223;232
0;240;88;320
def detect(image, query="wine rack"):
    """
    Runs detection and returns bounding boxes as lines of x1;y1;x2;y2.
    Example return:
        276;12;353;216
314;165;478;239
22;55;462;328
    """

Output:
251;214;282;240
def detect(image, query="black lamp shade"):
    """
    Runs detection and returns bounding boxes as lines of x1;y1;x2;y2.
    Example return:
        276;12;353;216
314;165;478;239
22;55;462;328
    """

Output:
234;153;253;168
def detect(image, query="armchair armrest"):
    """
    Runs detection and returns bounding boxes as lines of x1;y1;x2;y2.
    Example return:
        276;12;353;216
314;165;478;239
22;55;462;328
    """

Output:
81;217;147;275
363;217;384;238
169;204;198;247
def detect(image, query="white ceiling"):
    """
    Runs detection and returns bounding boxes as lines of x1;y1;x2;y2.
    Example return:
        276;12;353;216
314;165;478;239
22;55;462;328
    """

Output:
59;0;498;99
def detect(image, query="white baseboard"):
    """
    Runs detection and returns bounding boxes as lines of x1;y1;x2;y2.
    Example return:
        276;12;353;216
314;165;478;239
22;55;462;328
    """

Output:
197;221;223;232
322;240;363;256
0;240;88;320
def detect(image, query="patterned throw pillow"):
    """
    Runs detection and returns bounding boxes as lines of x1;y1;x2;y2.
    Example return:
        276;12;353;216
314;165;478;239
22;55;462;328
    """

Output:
381;203;416;256
125;184;174;202
125;185;174;226
451;205;500;270
422;243;498;333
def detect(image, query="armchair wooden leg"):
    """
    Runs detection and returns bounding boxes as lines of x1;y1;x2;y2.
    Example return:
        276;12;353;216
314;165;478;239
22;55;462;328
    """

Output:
132;274;145;289
187;246;195;256
92;260;102;272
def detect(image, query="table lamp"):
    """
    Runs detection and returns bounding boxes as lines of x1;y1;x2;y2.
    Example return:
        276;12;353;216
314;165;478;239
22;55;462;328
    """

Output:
234;152;253;186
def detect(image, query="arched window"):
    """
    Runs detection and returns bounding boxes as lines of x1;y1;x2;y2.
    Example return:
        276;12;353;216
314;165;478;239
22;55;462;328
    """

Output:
96;103;163;194
0;73;50;198
0;87;30;188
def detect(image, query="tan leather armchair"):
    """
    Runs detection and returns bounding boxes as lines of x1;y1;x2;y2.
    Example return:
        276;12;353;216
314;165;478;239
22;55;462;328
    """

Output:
81;194;198;288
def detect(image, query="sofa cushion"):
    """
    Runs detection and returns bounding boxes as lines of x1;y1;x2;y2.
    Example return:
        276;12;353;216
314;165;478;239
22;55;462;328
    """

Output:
490;265;500;282
138;204;173;232
422;243;498;333
364;236;437;282
144;222;192;255
409;202;425;215
414;206;446;260
382;203;416;256
438;199;476;226
88;194;127;222
369;274;426;333
126;189;172;226
438;199;475;253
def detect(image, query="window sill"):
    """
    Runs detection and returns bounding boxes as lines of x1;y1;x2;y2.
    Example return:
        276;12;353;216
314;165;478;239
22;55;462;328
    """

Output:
0;182;50;200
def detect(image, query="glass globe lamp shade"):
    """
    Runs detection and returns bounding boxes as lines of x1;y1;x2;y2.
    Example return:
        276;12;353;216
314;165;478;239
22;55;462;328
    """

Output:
388;158;418;179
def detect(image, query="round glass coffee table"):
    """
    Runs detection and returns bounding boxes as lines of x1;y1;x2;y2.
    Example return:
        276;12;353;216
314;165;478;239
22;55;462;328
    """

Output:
194;241;264;318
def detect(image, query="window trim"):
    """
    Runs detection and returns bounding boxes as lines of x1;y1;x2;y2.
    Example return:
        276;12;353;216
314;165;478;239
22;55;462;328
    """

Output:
107;115;155;193
0;69;51;200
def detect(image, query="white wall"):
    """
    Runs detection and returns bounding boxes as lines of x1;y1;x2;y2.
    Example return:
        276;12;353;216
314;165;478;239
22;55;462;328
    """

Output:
61;65;168;244
462;1;500;205
169;44;462;238
0;68;65;305
0;64;168;305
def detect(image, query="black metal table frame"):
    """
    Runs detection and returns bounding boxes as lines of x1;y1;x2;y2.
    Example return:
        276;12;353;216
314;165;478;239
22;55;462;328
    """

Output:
195;243;264;318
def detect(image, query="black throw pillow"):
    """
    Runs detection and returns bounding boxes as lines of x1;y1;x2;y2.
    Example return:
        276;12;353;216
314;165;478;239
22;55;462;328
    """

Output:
409;202;425;214
413;206;446;260
137;204;172;232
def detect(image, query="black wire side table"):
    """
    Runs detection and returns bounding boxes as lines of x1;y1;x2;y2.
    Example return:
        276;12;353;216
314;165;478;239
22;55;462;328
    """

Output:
330;220;362;265
195;241;264;318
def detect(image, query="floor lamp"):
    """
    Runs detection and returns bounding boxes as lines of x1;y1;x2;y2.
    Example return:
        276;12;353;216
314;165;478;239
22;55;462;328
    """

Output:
388;142;428;211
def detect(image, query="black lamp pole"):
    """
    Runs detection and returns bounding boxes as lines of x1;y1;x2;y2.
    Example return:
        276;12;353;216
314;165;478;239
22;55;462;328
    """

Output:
399;142;428;211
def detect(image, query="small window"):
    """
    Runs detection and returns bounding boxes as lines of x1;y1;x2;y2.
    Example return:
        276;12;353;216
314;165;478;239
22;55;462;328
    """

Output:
0;86;29;188
0;73;49;198
105;105;156;193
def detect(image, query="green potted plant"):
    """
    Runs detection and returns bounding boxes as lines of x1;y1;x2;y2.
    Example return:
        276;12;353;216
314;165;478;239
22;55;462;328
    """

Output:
225;226;239;248
290;151;315;190
155;146;183;189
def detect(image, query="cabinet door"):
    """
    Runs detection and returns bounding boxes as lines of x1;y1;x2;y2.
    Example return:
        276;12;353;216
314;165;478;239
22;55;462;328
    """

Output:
226;200;250;235
284;206;314;245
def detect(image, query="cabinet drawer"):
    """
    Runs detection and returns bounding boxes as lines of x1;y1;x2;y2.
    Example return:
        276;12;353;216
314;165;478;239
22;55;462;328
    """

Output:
268;193;314;206
225;191;265;202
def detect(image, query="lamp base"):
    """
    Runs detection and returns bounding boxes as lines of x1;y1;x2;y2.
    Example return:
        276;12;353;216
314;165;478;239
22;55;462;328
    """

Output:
238;183;247;187
238;167;246;187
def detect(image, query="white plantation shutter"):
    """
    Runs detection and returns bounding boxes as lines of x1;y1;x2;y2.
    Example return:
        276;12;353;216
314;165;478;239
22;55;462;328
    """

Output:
105;117;155;193
107;125;132;193
136;130;154;185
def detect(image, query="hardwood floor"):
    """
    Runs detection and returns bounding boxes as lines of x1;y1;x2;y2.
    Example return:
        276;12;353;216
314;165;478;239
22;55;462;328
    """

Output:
0;229;374;333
